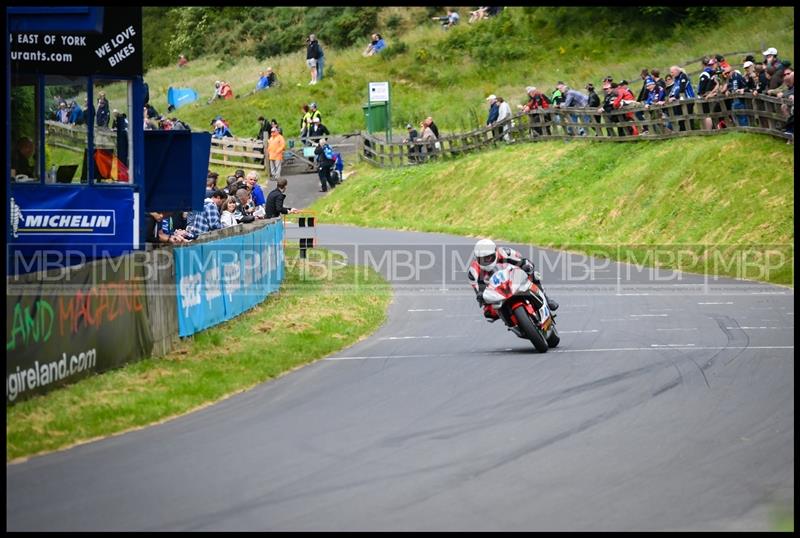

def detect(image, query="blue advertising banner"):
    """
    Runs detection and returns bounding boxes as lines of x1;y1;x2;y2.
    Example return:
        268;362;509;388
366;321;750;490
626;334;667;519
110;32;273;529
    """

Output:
7;185;136;274
175;221;285;337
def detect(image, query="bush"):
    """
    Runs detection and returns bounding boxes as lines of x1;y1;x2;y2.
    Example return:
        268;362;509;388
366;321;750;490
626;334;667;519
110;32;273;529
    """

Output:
380;40;408;61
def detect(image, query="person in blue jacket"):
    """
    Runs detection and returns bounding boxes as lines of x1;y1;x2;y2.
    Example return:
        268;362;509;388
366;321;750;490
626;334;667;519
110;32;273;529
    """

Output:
667;65;695;131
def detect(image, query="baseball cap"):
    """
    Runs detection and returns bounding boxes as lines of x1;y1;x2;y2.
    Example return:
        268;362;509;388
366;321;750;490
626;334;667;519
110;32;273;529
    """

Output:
405;123;413;129
525;86;535;93
763;47;778;56
602;75;613;82
310;102;317;108
743;60;754;69
620;79;629;85
645;77;656;86
486;94;497;101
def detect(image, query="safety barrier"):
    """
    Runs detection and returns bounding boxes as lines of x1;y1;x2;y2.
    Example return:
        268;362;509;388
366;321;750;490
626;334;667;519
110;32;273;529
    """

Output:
6;219;285;403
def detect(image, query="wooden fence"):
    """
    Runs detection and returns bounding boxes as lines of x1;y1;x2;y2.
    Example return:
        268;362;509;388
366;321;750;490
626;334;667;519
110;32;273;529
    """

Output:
210;133;360;174
44;121;360;176
360;93;793;167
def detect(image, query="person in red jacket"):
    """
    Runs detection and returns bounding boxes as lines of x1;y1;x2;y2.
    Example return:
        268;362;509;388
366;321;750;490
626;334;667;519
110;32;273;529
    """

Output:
612;80;639;135
520;86;551;136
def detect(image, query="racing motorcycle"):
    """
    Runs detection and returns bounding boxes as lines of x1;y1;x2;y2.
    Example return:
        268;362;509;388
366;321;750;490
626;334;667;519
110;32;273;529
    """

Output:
482;266;559;353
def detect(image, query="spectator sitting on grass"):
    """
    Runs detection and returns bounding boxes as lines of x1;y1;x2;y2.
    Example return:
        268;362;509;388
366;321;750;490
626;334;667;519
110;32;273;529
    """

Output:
178;54;188;68
256;71;270;92
432;10;459;29
363;33;386;56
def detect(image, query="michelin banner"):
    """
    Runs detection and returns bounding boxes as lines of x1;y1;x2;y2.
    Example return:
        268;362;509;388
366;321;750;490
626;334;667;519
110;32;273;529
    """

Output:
174;221;284;337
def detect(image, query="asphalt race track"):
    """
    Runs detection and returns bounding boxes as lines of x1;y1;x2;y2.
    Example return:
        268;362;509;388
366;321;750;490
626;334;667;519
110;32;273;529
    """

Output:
7;224;794;531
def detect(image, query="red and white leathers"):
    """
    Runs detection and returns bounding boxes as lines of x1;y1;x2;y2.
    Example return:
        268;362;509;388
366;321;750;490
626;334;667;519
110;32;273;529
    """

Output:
468;247;536;320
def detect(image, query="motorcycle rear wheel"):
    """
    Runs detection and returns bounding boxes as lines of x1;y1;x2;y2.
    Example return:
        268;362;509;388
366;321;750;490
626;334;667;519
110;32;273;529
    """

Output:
513;305;548;353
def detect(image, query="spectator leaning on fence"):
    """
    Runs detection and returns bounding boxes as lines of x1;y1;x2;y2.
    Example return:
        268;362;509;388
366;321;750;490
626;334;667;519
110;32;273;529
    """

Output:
667;65;695;132
220;196;238;228
721;63;749;126
186;190;225;238
245;171;267;216
557;82;590;136
265;178;300;218
697;56;721;130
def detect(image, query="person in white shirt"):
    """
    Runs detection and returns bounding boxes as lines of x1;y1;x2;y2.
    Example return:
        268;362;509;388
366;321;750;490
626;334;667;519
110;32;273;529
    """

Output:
496;96;513;142
220;196;239;228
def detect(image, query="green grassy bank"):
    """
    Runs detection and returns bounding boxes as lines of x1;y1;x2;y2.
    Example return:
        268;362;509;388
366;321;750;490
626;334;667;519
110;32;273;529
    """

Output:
311;133;794;286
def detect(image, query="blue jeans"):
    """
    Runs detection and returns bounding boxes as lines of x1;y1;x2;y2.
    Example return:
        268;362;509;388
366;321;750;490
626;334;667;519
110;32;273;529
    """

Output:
732;99;749;127
317;55;325;80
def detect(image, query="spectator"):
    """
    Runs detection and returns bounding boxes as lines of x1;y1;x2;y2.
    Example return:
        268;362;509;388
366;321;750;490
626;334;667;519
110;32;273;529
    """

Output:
721;63;749;127
309;102;322;124
315;138;337;191
234;188;256;223
177;54;188;68
754;61;770;94
636;69;651;102
11;136;35;178
265;178;300;218
469;7;493;23
432;10;460;30
245;171;267;217
219;80;234;100
521;86;551;136
598;78;624;137
763;47;791;91
266;67;277;87
256;71;270;92
186;190;225;237
56;101;70;123
650;69;666;92
255;116;270;142
206;171;219;198
363;33;386;57
486;94;499;136
742;60;758;92
612;80;639;135
213;119;233;139
270;118;283;135
585;83;601;136
220;196;239;227
697;57;720;130
496;96;513;141
308;116;330;143
223;175;240;197
95;92;110;128
158;211;192;244
267;127;286;180
667;65;695;131
299;104;312;145
403;123;420;163
556;83;589;135
663;74;674;95
420;121;437;160
68;100;84;125
306;33;322;85
425;116;440;138
317;36;326;81
642;78;666;134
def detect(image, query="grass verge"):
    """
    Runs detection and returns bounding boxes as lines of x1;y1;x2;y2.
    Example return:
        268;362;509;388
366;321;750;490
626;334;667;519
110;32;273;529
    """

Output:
310;133;793;286
6;249;391;462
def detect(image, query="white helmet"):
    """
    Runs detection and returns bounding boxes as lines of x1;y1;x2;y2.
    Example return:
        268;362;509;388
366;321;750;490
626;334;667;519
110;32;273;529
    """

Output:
474;239;498;271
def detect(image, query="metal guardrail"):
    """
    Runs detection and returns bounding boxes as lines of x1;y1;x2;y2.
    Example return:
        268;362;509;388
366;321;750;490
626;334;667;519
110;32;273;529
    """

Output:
360;93;792;167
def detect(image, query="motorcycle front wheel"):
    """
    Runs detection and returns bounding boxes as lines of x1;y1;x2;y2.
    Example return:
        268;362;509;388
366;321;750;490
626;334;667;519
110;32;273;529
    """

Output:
513;305;548;353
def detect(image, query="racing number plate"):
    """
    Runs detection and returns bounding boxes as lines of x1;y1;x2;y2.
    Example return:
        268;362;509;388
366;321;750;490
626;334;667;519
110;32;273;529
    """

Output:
539;303;550;322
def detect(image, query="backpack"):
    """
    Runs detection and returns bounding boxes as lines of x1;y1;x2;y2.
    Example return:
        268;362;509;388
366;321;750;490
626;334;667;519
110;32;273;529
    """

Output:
323;144;334;161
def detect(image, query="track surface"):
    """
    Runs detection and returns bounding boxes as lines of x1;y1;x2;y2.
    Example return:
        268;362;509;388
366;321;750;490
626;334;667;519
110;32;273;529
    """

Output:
7;224;794;531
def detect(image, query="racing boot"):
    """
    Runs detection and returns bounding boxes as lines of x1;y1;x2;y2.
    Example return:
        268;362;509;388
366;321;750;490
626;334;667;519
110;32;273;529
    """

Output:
532;271;559;312
483;304;500;322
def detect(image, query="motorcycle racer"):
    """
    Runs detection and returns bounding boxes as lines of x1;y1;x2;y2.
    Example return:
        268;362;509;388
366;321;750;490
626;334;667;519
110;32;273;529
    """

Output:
468;239;559;321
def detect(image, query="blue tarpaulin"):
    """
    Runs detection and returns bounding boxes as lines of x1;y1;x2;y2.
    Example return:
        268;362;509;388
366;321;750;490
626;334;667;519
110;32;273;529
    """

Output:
167;87;198;109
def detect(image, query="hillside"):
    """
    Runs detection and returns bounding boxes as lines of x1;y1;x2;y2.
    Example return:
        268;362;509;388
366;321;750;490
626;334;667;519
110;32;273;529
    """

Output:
309;133;794;286
136;6;794;139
